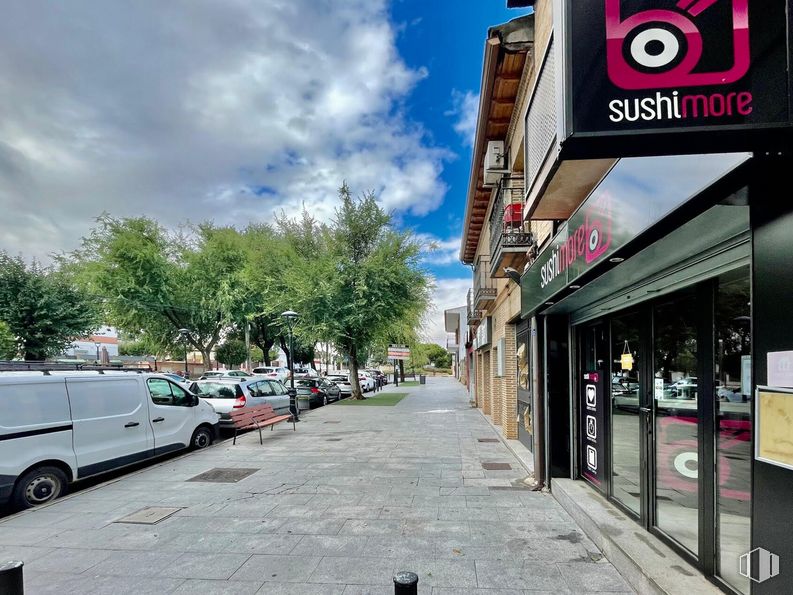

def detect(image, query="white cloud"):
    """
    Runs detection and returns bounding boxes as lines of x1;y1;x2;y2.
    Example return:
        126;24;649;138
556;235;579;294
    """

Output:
0;0;449;259
422;277;471;347
446;90;480;147
417;233;461;266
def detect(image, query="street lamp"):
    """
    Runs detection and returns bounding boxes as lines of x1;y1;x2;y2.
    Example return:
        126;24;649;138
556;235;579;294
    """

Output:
94;342;101;364
281;311;299;421
178;328;190;378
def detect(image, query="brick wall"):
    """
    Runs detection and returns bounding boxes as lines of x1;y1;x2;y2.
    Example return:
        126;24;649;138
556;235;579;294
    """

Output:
502;322;518;439
482;352;492;415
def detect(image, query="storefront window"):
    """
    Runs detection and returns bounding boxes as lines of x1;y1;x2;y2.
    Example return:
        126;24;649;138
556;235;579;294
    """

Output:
654;290;699;555
517;332;529;392
715;269;751;595
611;312;641;517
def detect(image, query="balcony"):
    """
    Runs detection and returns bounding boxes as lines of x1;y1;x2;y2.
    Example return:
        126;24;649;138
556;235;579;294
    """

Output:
489;179;533;278
467;289;483;326
474;259;497;309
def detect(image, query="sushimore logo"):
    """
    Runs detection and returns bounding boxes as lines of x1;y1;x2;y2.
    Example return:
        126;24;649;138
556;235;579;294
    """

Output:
540;195;612;289
605;0;753;123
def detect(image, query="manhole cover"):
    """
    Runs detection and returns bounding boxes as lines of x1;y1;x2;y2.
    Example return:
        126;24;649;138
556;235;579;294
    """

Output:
115;507;182;525
482;463;512;471
326;438;342;442
478;438;499;443
187;468;259;483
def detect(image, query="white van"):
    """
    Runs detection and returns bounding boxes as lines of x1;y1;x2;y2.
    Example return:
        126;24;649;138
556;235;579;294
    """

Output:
0;372;219;509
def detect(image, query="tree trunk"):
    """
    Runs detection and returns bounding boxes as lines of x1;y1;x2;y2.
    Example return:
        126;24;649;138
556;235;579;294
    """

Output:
279;336;291;369
399;359;405;382
200;349;212;374
349;344;365;400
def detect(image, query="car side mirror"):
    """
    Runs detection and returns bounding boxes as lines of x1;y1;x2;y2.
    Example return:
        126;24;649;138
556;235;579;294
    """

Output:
192;394;199;406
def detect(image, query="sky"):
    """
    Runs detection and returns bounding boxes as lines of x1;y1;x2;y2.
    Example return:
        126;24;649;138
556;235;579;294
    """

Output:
0;0;529;346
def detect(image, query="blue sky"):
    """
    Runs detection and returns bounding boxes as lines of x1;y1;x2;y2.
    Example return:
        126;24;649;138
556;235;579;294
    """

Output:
391;0;528;282
0;0;529;343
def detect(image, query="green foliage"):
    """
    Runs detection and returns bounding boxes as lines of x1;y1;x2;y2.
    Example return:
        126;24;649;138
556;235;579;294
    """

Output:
283;183;432;398
250;346;264;364
216;340;248;367
0;252;99;360
64;215;248;365
425;343;452;368
119;340;153;356
0;321;18;359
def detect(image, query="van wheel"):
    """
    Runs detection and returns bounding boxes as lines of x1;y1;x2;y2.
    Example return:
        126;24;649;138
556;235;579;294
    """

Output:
191;427;213;450
12;466;67;509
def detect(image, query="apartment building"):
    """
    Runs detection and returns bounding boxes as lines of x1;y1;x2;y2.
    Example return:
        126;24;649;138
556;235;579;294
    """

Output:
461;1;793;593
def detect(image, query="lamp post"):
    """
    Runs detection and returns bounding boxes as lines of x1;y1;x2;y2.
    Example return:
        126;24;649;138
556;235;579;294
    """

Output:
94;342;101;364
281;311;299;421
178;328;190;378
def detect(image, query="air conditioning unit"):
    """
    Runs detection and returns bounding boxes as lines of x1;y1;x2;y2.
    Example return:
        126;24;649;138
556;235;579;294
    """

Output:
483;141;508;186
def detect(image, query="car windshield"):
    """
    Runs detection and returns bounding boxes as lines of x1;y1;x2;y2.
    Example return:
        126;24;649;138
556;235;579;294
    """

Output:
193;382;238;398
295;379;315;387
203;371;223;377
329;376;347;381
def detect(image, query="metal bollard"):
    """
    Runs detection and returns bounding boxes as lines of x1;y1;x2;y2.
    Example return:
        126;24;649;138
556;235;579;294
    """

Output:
393;570;418;595
0;560;24;595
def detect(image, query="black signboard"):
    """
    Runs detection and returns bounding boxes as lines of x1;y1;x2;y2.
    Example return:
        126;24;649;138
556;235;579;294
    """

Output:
560;0;793;157
581;370;607;489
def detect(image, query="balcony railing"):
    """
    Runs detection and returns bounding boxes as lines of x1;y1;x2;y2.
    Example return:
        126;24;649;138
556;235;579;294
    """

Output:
474;258;497;308
467;289;483;325
489;178;533;278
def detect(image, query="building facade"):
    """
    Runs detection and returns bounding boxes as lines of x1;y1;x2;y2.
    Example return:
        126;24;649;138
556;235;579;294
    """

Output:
461;1;793;593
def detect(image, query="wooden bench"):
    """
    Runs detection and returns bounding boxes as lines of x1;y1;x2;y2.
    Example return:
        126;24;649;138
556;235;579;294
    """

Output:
229;404;295;445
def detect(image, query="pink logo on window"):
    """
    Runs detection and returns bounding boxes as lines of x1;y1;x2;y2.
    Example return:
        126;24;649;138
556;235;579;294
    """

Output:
605;0;751;90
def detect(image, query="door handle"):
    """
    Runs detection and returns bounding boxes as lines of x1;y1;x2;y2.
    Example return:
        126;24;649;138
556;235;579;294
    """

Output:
124;422;140;428
639;407;652;414
152;417;165;423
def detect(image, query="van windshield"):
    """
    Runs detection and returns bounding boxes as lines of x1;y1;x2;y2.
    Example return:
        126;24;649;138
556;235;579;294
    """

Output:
193;383;238;398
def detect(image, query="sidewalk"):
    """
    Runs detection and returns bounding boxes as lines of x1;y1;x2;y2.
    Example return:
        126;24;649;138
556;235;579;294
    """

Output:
0;378;634;594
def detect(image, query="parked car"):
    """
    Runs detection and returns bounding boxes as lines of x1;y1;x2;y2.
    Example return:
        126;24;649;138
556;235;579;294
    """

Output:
0;372;219;509
293;366;319;380
198;370;254;381
190;378;291;427
327;374;352;397
163;372;193;386
252;366;290;383
295;378;341;409
358;372;375;392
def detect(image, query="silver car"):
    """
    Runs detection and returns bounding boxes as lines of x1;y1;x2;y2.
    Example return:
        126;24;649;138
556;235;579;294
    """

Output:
190;378;291;427
327;374;352;397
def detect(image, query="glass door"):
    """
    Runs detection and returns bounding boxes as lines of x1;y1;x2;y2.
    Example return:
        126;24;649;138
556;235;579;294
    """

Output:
653;289;700;555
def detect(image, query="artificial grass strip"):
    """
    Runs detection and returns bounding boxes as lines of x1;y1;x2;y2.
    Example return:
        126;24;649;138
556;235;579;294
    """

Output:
338;393;408;406
396;381;419;387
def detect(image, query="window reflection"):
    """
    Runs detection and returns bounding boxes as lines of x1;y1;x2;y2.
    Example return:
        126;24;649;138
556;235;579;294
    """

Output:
715;269;751;595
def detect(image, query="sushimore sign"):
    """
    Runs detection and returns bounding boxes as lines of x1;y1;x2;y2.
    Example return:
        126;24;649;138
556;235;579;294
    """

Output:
558;0;793;157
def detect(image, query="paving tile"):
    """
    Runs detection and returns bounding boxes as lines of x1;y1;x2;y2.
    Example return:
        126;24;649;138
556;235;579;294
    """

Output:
276;517;346;535
475;559;569;591
231;554;322;583
87;550;183;576
558;561;632;592
0;527;54;546
172;579;264;594
23;548;112;574
161;552;252;580
365;536;438;558
339;519;404;536
393;557;477;588
291;535;371;557
259;583;345;594
308;556;395;585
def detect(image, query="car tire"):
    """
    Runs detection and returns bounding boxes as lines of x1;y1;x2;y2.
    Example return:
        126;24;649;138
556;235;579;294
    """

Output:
12;466;68;509
191;426;213;450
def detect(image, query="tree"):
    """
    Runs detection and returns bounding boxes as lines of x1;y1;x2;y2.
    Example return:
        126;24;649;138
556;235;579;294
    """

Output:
0;321;17;359
425;343;452;368
64;216;248;367
216;340;248;368
286;183;432;399
0;253;99;360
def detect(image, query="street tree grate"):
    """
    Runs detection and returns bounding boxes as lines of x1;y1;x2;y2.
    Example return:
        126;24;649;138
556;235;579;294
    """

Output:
478;438;499;443
115;507;182;525
187;468;259;483
482;463;512;471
